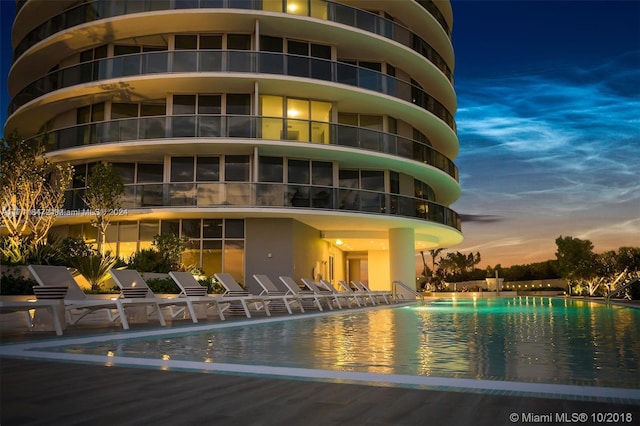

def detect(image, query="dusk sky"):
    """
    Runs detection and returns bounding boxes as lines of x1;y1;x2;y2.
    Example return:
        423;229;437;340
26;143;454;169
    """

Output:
1;1;639;267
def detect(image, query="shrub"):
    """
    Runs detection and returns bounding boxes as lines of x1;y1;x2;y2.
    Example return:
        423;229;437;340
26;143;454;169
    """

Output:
128;249;171;273
1;274;38;295
60;237;96;260
146;277;180;294
198;276;224;294
69;253;119;292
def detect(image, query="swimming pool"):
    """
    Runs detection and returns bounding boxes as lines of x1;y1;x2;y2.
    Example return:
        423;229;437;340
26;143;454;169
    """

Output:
2;297;639;401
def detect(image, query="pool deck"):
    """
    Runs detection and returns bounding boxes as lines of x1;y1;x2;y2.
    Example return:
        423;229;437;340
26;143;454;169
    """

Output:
2;301;639;425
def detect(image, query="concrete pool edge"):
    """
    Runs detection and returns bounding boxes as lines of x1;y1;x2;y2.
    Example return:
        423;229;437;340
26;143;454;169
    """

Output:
1;346;639;404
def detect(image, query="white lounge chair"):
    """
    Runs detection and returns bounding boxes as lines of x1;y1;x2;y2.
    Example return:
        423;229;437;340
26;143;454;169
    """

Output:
348;280;380;305
337;280;369;306
301;278;346;310
353;281;392;304
109;269;199;326
213;273;271;318
253;274;304;314
318;279;359;308
0;299;65;336
168;271;230;321
28;264;131;330
278;276;325;311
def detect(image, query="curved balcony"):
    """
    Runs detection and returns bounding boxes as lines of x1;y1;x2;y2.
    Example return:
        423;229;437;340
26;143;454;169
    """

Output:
63;182;462;231
12;0;452;81
10;50;455;131
416;1;451;36
40;115;458;180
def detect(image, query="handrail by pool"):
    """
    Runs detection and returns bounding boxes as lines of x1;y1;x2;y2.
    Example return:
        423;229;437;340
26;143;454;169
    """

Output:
392;280;424;305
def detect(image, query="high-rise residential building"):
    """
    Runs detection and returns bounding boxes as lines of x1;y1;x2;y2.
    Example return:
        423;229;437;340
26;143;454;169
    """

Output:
5;0;462;293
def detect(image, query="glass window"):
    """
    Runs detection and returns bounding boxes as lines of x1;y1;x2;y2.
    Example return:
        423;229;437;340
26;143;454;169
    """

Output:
262;0;283;12
227;34;251;50
92;103;105;121
118;221;138;259
312;161;333;186
143;45;167;53
260;95;283;117
112;163;135;184
173;95;196;115
287;98;308;119
111;103;138;119
202;240;222;276
202;219;223;238
182;219;201;238
311;43;331;59
259;156;283;182
175;35;198;49
387;63;396;77
139;221;159;250
104;223;118;255
360;115;383;131
182;240;201;270
286;98;309;141
171;157;194;182
223;240;244;284
114;45;140;56
259;95;283;140
140;102;166;116
388;117;398;134
226;94;251;115
200;35;222;49
198;95;221;114
337;113;358;126
390;171;399;194
93;45;108;59
288;40;308;56
225;219;245;238
161;220;180;236
77;106;90;124
310;101;331;143
310;101;331;121
339;170;359;188
80;49;93;63
260;36;283;52
196;157;220;181
137;163;163;183
361;170;384;191
224;155;250;181
360;61;382;72
288;159;309;184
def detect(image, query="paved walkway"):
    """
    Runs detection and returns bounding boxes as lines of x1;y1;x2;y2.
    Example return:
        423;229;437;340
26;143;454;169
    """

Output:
2;357;639;426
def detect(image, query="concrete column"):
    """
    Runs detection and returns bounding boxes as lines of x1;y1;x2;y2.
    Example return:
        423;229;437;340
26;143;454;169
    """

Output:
389;228;416;299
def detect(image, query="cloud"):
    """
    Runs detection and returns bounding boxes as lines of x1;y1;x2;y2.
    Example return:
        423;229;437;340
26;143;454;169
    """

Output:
450;52;640;264
454;51;640;216
575;217;640;241
458;214;504;224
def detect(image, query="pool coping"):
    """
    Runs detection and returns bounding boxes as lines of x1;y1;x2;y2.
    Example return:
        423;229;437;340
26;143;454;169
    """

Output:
1;300;639;404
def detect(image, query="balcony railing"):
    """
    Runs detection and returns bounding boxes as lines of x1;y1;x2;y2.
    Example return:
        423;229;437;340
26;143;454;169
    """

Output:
13;0;452;81
64;182;462;231
10;50;455;131
40;114;458;180
416;1;451;36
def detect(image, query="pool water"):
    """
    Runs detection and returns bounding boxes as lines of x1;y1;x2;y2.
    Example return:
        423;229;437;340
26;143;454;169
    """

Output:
43;297;640;389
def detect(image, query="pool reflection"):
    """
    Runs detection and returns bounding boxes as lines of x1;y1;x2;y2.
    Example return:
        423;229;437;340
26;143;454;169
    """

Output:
54;298;640;388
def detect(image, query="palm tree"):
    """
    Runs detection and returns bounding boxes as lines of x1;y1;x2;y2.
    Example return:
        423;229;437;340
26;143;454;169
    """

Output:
428;248;445;273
